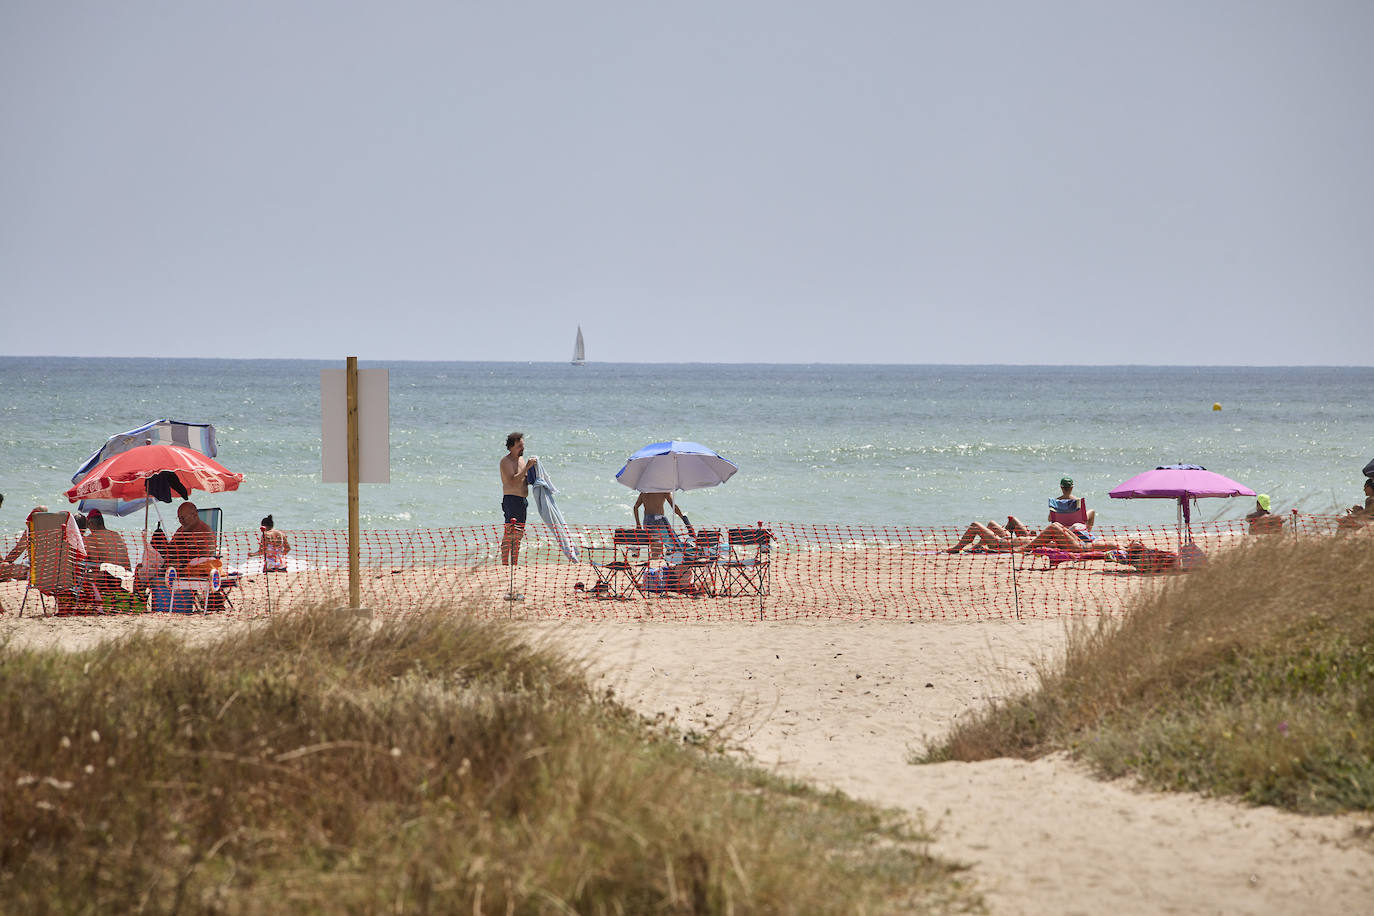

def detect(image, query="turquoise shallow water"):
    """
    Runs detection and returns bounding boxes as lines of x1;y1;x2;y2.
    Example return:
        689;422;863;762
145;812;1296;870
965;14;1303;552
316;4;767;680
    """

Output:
2;358;1370;534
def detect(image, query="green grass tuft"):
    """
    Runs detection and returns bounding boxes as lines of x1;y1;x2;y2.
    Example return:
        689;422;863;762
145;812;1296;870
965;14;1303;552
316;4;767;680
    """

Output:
920;535;1374;815
1;604;979;913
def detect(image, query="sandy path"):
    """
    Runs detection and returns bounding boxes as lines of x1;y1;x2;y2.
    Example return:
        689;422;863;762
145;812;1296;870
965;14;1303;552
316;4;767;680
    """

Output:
523;618;1374;915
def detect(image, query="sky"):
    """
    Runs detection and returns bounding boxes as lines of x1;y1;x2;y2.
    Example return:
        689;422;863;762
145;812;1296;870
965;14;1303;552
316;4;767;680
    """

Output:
2;1;1371;365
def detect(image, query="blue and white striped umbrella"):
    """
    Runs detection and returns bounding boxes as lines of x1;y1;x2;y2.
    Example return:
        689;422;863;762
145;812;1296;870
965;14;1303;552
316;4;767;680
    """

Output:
72;420;218;516
615;440;738;493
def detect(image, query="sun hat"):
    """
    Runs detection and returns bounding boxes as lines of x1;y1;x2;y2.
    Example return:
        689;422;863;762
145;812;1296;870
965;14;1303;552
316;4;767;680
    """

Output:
1256;494;1271;511
1059;476;1073;488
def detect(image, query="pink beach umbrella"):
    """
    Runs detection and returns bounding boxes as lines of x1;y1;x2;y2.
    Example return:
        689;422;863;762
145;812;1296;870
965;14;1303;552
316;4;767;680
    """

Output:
1109;464;1255;540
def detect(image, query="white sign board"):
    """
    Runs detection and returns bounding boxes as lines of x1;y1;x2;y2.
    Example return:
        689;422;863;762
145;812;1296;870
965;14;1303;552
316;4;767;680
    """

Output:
321;369;391;483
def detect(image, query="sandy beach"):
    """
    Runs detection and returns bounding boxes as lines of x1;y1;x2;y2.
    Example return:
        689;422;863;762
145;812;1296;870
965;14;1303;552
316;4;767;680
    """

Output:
3;596;1370;913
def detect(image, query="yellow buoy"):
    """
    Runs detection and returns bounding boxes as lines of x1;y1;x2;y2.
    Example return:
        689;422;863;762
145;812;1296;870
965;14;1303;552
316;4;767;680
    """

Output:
1212;403;1222;411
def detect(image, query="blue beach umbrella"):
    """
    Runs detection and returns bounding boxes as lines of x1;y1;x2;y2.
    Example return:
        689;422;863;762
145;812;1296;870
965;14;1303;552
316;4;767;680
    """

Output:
615;440;738;492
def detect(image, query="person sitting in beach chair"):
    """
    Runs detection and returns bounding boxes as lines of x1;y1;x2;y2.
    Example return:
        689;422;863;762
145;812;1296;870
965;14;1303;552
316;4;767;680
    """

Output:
17;511;98;616
1245;494;1284;534
1;506;47;583
74;510;145;613
1048;477;1096;529
166;502;215;576
1337;479;1374;531
82;509;132;592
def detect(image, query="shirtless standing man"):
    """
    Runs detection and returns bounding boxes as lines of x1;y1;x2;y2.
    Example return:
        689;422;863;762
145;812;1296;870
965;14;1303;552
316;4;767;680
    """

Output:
499;432;537;565
633;491;689;558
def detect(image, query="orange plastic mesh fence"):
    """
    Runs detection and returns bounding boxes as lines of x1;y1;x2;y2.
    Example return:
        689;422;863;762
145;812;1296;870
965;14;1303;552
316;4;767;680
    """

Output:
8;516;1363;623
6;513;1357;621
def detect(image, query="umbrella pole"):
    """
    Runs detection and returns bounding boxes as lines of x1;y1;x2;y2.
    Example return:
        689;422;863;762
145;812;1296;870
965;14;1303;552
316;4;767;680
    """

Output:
264;532;272;615
135;488;150;608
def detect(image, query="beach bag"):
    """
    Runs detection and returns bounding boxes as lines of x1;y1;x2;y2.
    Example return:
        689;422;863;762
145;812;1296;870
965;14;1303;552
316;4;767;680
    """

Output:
642;568;668;592
150;523;169;555
1125;544;1179;574
1179;542;1207;570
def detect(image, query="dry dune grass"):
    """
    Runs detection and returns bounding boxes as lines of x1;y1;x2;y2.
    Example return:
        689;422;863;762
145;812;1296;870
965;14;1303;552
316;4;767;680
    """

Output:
924;533;1374;814
0;604;979;914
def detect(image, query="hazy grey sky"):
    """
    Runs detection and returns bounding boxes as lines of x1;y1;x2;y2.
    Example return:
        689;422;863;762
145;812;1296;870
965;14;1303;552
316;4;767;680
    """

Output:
3;1;1371;364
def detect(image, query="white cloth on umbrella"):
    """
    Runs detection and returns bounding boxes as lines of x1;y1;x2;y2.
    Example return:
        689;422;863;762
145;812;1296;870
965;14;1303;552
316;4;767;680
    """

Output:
530;462;578;562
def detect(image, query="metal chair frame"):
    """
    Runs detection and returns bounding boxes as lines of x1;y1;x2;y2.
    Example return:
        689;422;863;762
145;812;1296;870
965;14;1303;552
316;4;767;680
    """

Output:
720;526;773;598
19;513;79;617
588;528;655;599
679;528;723;597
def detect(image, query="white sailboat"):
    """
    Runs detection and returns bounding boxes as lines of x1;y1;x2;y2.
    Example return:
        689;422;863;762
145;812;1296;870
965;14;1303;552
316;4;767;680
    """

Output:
571;326;585;366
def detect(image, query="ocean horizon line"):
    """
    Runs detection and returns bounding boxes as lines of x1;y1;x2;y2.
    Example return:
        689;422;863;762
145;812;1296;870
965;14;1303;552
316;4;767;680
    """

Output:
3;355;1371;371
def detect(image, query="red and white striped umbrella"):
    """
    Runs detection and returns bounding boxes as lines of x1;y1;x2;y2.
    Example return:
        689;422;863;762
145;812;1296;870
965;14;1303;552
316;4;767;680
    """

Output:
66;442;243;503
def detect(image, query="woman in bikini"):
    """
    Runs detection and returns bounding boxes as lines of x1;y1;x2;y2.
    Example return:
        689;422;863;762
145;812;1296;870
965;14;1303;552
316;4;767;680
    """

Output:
249;514;291;571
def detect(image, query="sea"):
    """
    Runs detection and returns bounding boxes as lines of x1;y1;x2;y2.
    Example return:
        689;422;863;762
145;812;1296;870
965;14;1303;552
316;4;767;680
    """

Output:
2;357;1370;535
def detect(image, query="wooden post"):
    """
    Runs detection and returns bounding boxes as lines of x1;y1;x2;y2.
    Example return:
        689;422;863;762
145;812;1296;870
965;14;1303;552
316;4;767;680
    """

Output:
346;356;361;610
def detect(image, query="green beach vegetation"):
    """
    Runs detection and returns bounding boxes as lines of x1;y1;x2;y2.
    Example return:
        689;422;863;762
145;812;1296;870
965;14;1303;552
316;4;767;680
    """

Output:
922;534;1374;815
1;606;978;914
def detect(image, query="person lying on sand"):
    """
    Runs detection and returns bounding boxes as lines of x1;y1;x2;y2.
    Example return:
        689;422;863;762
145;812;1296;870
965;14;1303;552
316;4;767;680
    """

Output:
947;520;1123;555
944;517;1034;553
1107;541;1181;573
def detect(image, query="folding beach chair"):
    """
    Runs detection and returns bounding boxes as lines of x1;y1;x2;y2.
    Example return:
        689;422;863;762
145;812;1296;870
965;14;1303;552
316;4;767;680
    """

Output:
198;507;223;553
587;528;654;599
19;512;86;617
196;506;239;610
720;525;773;597
679;528;723;596
1048;498;1090;528
175;507;238;612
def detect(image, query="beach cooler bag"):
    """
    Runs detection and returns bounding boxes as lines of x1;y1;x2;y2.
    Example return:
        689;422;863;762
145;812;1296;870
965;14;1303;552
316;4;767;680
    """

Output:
150;584;196;614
